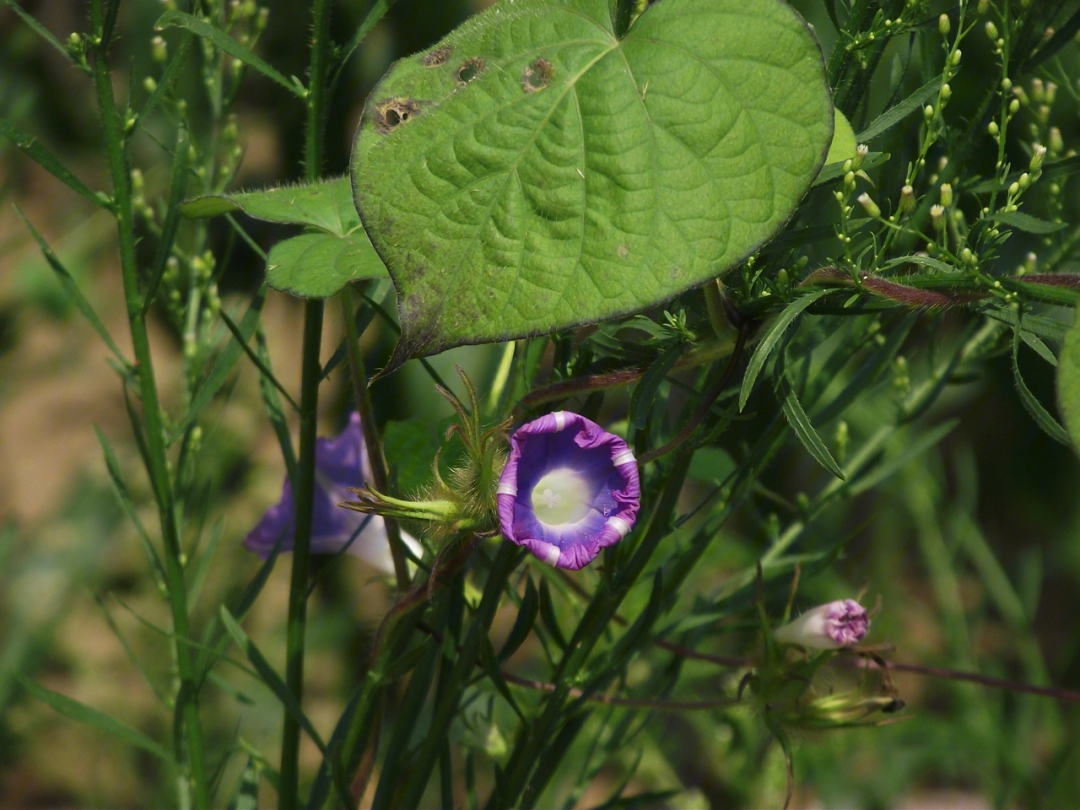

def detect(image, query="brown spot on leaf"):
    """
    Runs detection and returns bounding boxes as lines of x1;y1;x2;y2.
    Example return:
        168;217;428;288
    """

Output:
617;244;629;257
422;46;452;67
373;98;421;134
523;58;554;93
456;57;486;85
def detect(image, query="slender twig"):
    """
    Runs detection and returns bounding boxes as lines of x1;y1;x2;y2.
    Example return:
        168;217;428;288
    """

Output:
846;657;1080;704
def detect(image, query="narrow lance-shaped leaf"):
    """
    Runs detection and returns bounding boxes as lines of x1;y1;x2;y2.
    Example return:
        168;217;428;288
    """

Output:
353;0;832;367
1;118;107;207
1057;307;1080;454
1013;325;1071;446
155;10;305;97
16;673;175;764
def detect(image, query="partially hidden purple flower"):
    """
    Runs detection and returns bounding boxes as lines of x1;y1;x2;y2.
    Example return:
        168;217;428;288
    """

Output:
244;412;420;573
496;411;640;571
773;600;869;649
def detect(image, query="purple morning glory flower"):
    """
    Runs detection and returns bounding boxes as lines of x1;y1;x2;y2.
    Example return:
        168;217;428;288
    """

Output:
244;412;419;573
496;411;640;570
773;600;869;649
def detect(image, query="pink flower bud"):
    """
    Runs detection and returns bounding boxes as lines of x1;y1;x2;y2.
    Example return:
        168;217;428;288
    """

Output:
774;600;869;649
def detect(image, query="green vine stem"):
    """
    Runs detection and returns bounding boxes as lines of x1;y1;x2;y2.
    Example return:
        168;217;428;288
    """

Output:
340;287;411;589
279;0;332;805
88;1;209;806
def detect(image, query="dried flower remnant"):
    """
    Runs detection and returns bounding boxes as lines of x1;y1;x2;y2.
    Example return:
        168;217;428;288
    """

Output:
244;412;420;573
497;411;640;570
774;599;869;649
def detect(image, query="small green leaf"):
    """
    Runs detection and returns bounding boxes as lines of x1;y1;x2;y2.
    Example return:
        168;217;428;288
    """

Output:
16;208;128;366
94;427;167;587
629;342;683;428
1056;308;1080;453
1;0;91;74
218;606;328;754
353;0;832;366
856;77;942;143
266;233;388;298
499;576;540;662
156;10;304;97
740;289;829;411
991;210;1067;234
16;673;175;763
1;118;107;208
181;177;360;236
779;382;845;480
1013;326;1071;446
537;578;567;651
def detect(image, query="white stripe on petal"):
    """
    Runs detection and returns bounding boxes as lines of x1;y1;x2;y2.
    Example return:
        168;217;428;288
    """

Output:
612;449;636;467
497;483;518;496
532;541;561;566
608;516;631;537
553;411;566;430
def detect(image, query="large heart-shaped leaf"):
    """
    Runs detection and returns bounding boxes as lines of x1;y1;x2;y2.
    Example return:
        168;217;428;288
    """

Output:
353;0;832;366
181;177;387;297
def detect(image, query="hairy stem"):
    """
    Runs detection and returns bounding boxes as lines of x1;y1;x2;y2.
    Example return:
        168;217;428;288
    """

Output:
89;2;208;806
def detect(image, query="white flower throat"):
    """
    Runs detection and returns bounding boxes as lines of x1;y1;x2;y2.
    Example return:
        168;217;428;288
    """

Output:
530;468;591;525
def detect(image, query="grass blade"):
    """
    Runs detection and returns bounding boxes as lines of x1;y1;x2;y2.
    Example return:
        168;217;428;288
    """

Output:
16;673;175;763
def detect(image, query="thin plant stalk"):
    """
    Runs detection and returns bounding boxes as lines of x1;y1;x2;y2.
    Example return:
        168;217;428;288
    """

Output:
279;0;332;805
88;1;208;806
340;287;411;589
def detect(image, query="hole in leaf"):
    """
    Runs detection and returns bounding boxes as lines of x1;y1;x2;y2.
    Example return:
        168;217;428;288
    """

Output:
422;46;452;67
522;58;554;93
456;57;486;85
373;98;422;134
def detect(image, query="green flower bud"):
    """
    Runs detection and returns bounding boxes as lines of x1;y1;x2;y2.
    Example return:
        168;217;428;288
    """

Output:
939;183;953;208
152;36;167;63
923;104;934;121
899;184;915;213
857;192;881;218
1030;143;1046;171
1049;127;1063;154
988;120;1000;137
930;204;946;231
985;21;999;41
939;14;951;35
